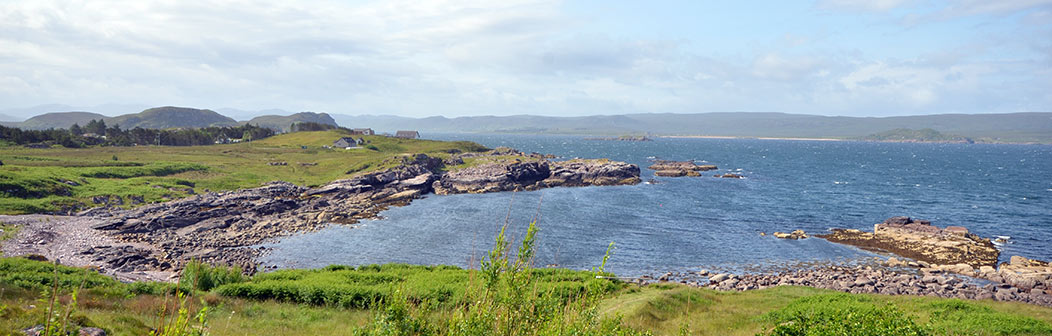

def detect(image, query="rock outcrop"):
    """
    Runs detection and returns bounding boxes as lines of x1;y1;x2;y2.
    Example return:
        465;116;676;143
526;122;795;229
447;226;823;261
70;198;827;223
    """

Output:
433;154;640;194
819;216;999;267
994;256;1052;291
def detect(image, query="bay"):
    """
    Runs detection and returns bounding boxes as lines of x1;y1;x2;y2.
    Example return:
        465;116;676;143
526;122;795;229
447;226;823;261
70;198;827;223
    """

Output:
262;134;1052;276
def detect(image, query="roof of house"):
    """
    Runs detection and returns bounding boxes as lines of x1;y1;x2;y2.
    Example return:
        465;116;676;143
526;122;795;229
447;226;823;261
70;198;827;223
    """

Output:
334;137;357;145
395;130;419;137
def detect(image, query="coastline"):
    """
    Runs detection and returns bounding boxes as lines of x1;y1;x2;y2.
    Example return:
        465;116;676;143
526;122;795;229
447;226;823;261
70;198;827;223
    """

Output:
660;135;843;141
0;147;641;281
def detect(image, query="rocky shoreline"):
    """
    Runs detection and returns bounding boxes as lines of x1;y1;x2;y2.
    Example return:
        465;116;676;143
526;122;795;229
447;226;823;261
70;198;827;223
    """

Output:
1;147;640;281
643;261;1052;307
634;216;1052;308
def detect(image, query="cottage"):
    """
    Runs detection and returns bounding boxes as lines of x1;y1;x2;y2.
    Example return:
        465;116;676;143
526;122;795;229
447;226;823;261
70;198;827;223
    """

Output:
394;130;420;139
333;137;358;148
350;128;374;135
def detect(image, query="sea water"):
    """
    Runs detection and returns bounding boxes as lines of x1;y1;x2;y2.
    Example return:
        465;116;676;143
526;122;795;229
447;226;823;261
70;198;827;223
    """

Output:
262;134;1052;276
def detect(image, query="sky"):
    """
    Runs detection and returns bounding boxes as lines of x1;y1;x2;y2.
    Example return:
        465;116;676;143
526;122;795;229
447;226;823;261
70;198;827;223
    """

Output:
0;0;1050;118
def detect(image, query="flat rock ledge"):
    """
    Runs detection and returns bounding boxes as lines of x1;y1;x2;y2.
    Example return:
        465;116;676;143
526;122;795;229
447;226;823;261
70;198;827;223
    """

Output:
648;160;717;177
48;148;638;277
818;216;999;268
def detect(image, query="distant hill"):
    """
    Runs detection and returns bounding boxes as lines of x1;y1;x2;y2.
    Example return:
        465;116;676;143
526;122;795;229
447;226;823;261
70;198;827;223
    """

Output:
333;112;1052;143
859;128;974;143
244;112;337;132
0;113;19;122
11;107;237;130
0;104;148;120
109;106;237;129
16;111;109;129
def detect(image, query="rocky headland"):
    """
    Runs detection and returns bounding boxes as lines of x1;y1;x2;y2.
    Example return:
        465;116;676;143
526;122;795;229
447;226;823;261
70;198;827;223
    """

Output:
1;147;640;281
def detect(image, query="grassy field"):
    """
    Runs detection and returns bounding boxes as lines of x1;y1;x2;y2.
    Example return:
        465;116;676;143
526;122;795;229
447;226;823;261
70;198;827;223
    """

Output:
2;257;1052;335
0;130;488;214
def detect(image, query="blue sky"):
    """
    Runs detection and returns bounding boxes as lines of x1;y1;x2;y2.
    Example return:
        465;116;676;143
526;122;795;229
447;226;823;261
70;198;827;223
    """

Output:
0;0;1049;118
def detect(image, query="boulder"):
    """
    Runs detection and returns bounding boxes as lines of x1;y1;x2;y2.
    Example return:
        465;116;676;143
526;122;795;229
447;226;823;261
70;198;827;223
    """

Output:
709;273;730;283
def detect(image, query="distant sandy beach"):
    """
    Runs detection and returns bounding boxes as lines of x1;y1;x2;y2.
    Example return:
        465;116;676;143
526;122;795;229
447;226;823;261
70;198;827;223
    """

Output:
660;135;843;141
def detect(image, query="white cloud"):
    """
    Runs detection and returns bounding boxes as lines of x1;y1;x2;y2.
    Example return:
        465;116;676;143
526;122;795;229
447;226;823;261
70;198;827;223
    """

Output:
0;0;1048;117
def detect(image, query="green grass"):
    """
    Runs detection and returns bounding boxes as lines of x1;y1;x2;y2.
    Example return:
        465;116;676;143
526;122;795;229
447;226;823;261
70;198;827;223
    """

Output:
0;131;489;214
601;284;1052;336
216;263;621;309
0;222;18;244
1;257;1052;335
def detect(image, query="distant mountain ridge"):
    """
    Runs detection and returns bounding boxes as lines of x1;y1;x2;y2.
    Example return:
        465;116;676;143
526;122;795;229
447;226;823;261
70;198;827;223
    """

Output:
5;106;1051;143
332;112;1052;143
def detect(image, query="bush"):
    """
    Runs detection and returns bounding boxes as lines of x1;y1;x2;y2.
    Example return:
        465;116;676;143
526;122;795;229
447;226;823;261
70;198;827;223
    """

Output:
761;294;927;336
180;260;244;292
0;257;119;291
925;299;1052;335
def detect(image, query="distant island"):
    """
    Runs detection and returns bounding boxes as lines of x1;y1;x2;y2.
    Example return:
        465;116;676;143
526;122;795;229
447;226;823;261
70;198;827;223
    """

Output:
858;128;978;144
584;135;652;141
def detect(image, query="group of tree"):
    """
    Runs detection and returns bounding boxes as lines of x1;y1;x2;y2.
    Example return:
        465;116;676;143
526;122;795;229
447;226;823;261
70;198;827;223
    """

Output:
289;121;350;133
0;119;275;148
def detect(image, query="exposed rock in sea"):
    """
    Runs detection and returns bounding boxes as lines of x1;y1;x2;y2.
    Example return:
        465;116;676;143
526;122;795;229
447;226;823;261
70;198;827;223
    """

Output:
818;216;999;267
647;160;717;178
773;230;808;239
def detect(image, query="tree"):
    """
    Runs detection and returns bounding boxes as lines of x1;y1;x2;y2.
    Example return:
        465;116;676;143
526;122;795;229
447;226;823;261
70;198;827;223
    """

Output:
84;119;107;134
69;123;83;136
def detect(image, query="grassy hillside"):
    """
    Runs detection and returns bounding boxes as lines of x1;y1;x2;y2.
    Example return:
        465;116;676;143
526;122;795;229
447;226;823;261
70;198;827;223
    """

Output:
245;112;338;132
0;130;488;214
13;106;238;130
1;257;1050;335
109;106;237;129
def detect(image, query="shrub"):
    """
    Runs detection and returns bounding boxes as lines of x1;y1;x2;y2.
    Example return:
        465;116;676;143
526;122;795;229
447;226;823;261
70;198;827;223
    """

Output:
0;257;118;291
180;260;244;292
925;299;1052;335
760;294;927;336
